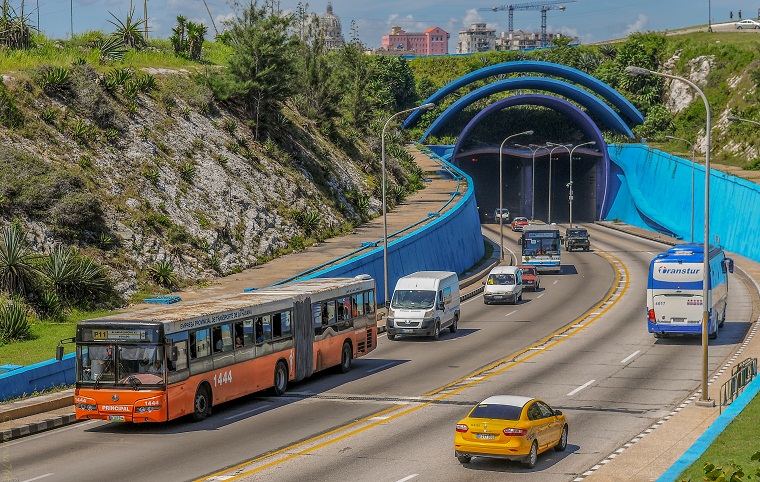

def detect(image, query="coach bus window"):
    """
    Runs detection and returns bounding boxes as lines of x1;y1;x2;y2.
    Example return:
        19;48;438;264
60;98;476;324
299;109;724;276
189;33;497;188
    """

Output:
242;319;254;345
365;291;375;314
324;301;336;325
353;293;365;316
191;328;211;359
220;324;233;351
273;311;291;338
170;332;189;372
337;297;351;320
261;315;272;342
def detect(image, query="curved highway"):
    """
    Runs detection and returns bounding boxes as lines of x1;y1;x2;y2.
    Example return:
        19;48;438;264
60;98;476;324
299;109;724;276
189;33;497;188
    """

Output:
4;225;755;482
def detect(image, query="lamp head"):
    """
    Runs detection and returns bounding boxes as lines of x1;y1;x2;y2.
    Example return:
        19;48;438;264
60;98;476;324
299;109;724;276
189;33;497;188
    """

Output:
419;103;436;111
625;66;651;76
727;116;740;122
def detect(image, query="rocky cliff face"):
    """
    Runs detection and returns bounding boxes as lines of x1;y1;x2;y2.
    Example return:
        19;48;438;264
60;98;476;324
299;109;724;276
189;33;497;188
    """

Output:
0;67;388;301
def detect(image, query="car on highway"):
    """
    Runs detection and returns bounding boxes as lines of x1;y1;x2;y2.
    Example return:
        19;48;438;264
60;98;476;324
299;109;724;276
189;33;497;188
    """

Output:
511;216;529;231
735;19;760;28
565;227;590;251
518;265;540;291
454;395;568;468
494;208;510;224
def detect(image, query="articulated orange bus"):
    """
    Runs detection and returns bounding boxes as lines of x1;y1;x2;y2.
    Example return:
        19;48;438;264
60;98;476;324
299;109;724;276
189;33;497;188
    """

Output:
72;276;377;423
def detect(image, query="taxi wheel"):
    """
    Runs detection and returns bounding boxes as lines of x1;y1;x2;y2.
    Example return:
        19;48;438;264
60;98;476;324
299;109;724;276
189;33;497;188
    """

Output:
555;425;568;451
432;321;440;341
457;454;471;464
192;385;210;422
523;441;538;469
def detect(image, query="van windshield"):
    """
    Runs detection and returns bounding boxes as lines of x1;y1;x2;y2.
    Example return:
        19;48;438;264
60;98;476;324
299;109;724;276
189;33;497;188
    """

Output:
391;290;436;309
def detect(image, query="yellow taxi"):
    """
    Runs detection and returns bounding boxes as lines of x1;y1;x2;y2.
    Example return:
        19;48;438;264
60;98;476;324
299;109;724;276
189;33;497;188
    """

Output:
454;395;568;468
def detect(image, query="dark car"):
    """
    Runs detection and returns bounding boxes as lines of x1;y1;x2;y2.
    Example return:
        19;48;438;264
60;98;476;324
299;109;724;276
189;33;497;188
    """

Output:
564;228;590;251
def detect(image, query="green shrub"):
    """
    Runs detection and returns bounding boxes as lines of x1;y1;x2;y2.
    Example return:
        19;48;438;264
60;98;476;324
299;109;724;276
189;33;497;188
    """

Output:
0;224;39;297
41;108;58;124
0;82;24;129
148;260;177;288
0;300;31;342
38;246;112;307
36;66;71;93
38;291;64;321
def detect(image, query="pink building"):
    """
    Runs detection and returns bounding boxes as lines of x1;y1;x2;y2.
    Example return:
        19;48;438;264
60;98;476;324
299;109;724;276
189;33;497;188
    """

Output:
381;26;449;55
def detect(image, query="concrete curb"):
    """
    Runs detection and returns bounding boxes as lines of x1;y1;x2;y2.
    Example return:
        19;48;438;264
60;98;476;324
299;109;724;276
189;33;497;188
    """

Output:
2;413;79;443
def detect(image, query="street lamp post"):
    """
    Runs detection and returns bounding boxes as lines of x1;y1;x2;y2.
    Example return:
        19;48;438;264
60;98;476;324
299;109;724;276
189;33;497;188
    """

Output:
516;143;550;221
382;103;436;305
627;65;713;406
499;131;534;260
728;115;760;127
547;143;570;224
665;135;696;242
568;141;596;225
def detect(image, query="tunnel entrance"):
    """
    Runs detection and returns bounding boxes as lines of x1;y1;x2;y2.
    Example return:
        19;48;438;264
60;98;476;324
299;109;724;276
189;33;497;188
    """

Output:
456;150;600;225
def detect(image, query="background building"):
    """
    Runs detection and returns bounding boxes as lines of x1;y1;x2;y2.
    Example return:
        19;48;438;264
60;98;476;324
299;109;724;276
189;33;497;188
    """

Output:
457;23;497;54
380;26;449;55
319;2;344;49
496;30;572;50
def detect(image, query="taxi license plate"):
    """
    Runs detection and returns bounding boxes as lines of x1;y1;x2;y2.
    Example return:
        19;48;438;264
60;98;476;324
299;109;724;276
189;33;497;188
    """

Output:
476;433;495;440
109;415;125;422
401;329;413;334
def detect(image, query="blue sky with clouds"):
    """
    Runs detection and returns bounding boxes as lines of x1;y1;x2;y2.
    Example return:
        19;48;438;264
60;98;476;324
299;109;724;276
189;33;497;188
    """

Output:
25;0;760;48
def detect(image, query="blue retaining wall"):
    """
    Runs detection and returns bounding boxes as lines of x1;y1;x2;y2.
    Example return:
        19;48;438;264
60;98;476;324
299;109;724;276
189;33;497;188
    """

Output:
0;353;75;400
0;147;484;402
606;144;760;263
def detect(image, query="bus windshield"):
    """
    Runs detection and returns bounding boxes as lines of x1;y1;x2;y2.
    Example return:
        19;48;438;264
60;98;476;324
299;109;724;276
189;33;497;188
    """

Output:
522;235;560;256
79;344;165;386
391;290;436;309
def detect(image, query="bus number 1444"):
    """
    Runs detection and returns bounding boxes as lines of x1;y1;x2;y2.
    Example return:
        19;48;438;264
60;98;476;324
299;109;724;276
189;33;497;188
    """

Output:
214;370;233;387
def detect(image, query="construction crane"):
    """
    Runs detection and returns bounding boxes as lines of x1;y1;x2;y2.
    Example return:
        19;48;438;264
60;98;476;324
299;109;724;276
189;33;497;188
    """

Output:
478;0;576;48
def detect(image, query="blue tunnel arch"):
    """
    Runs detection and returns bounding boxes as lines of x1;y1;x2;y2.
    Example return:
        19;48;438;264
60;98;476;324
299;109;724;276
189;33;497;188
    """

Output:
452;94;613;220
419;76;636;142
403;60;645;129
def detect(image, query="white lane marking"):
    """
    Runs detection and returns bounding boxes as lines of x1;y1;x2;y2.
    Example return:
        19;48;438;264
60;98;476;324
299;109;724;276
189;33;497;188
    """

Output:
368;362;395;373
621;350;641;364
567;380;595;396
225;404;272;420
537;293;545;299
553;280;559;284
21;474;54;482
395;475;419;482
646;251;654;255
505;310;517;317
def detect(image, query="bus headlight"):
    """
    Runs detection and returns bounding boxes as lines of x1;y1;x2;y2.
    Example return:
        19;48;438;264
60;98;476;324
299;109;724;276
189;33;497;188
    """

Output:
75;403;97;411
135;406;162;413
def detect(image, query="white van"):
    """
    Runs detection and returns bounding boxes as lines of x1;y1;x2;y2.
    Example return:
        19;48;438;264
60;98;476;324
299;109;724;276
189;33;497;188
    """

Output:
483;266;523;305
386;271;461;341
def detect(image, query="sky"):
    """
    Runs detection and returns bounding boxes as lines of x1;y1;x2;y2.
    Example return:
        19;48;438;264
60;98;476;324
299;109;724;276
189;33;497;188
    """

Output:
19;0;760;49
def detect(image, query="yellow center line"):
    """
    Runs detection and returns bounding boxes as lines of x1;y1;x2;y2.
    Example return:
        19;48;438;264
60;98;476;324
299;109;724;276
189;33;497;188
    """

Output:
198;251;629;481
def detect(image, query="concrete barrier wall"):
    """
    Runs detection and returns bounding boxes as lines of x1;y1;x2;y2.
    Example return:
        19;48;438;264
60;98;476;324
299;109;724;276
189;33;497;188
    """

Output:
605;144;760;263
0;354;76;401
0;147;484;402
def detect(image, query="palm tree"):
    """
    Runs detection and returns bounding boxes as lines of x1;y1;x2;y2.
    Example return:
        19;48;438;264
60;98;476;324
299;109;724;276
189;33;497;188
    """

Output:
187;21;208;61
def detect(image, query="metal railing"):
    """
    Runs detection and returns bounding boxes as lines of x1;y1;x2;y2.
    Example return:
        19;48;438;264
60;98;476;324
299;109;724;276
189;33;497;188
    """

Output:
719;357;757;413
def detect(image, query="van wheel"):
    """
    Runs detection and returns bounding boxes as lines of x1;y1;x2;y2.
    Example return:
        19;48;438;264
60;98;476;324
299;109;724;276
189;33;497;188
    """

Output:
432;321;440;341
449;315;458;333
387;332;396;340
273;361;288;396
192;385;210;422
339;342;352;373
719;309;726;328
709;327;718;340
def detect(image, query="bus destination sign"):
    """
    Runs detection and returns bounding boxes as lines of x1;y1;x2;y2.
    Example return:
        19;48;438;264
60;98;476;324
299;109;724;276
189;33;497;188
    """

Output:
93;329;147;341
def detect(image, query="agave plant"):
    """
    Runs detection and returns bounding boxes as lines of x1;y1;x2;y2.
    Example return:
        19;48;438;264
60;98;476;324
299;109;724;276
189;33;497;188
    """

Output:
300;210;322;236
0;299;31;342
38;290;63;321
94;36;128;62
108;9;147;50
39;246;110;304
0;224;39;296
148;260;177;288
37;66;71;93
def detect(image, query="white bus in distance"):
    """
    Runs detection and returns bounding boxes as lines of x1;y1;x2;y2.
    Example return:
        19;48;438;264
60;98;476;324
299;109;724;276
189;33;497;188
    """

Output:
646;244;734;339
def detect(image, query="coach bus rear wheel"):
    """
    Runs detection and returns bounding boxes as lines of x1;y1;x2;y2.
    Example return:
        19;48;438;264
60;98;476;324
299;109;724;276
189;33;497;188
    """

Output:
339;342;352;373
273;361;288;396
192;385;210;422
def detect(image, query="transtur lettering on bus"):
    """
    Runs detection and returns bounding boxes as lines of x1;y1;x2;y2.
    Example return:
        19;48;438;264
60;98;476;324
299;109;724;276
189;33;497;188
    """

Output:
657;267;700;275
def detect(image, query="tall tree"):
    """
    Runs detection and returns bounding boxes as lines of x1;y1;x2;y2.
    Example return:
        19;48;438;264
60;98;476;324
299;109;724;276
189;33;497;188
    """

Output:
212;0;299;140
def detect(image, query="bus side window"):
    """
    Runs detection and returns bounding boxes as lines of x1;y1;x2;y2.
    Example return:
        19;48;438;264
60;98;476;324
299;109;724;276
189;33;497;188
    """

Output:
273;312;282;338
313;304;324;336
353;292;364;316
243;319;254;345
280;311;292;337
234;321;244;348
169;332;189;372
365;291;375;314
261;315;272;342
191;328;211;359
220;324;233;351
337;297;351;320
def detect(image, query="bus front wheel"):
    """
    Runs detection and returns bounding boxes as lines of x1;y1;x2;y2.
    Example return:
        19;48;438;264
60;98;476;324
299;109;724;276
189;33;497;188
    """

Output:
273;361;288;396
192;384;211;422
339;342;352;373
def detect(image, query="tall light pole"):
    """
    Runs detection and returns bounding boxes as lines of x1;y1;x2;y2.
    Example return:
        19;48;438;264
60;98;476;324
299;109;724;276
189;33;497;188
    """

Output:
568;141;596;225
547;143;570;224
382;102;436;305
665;135;696;242
516;143;549;221
728;115;760;127
627;65;713;406
499;131;533;260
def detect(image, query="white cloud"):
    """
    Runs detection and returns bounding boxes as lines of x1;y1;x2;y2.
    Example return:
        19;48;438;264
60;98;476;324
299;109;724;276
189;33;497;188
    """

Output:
462;8;483;28
623;14;649;36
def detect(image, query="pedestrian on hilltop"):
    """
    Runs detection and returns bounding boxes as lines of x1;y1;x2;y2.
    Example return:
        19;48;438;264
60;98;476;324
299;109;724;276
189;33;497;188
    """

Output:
730;10;733;20
738;9;742;19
